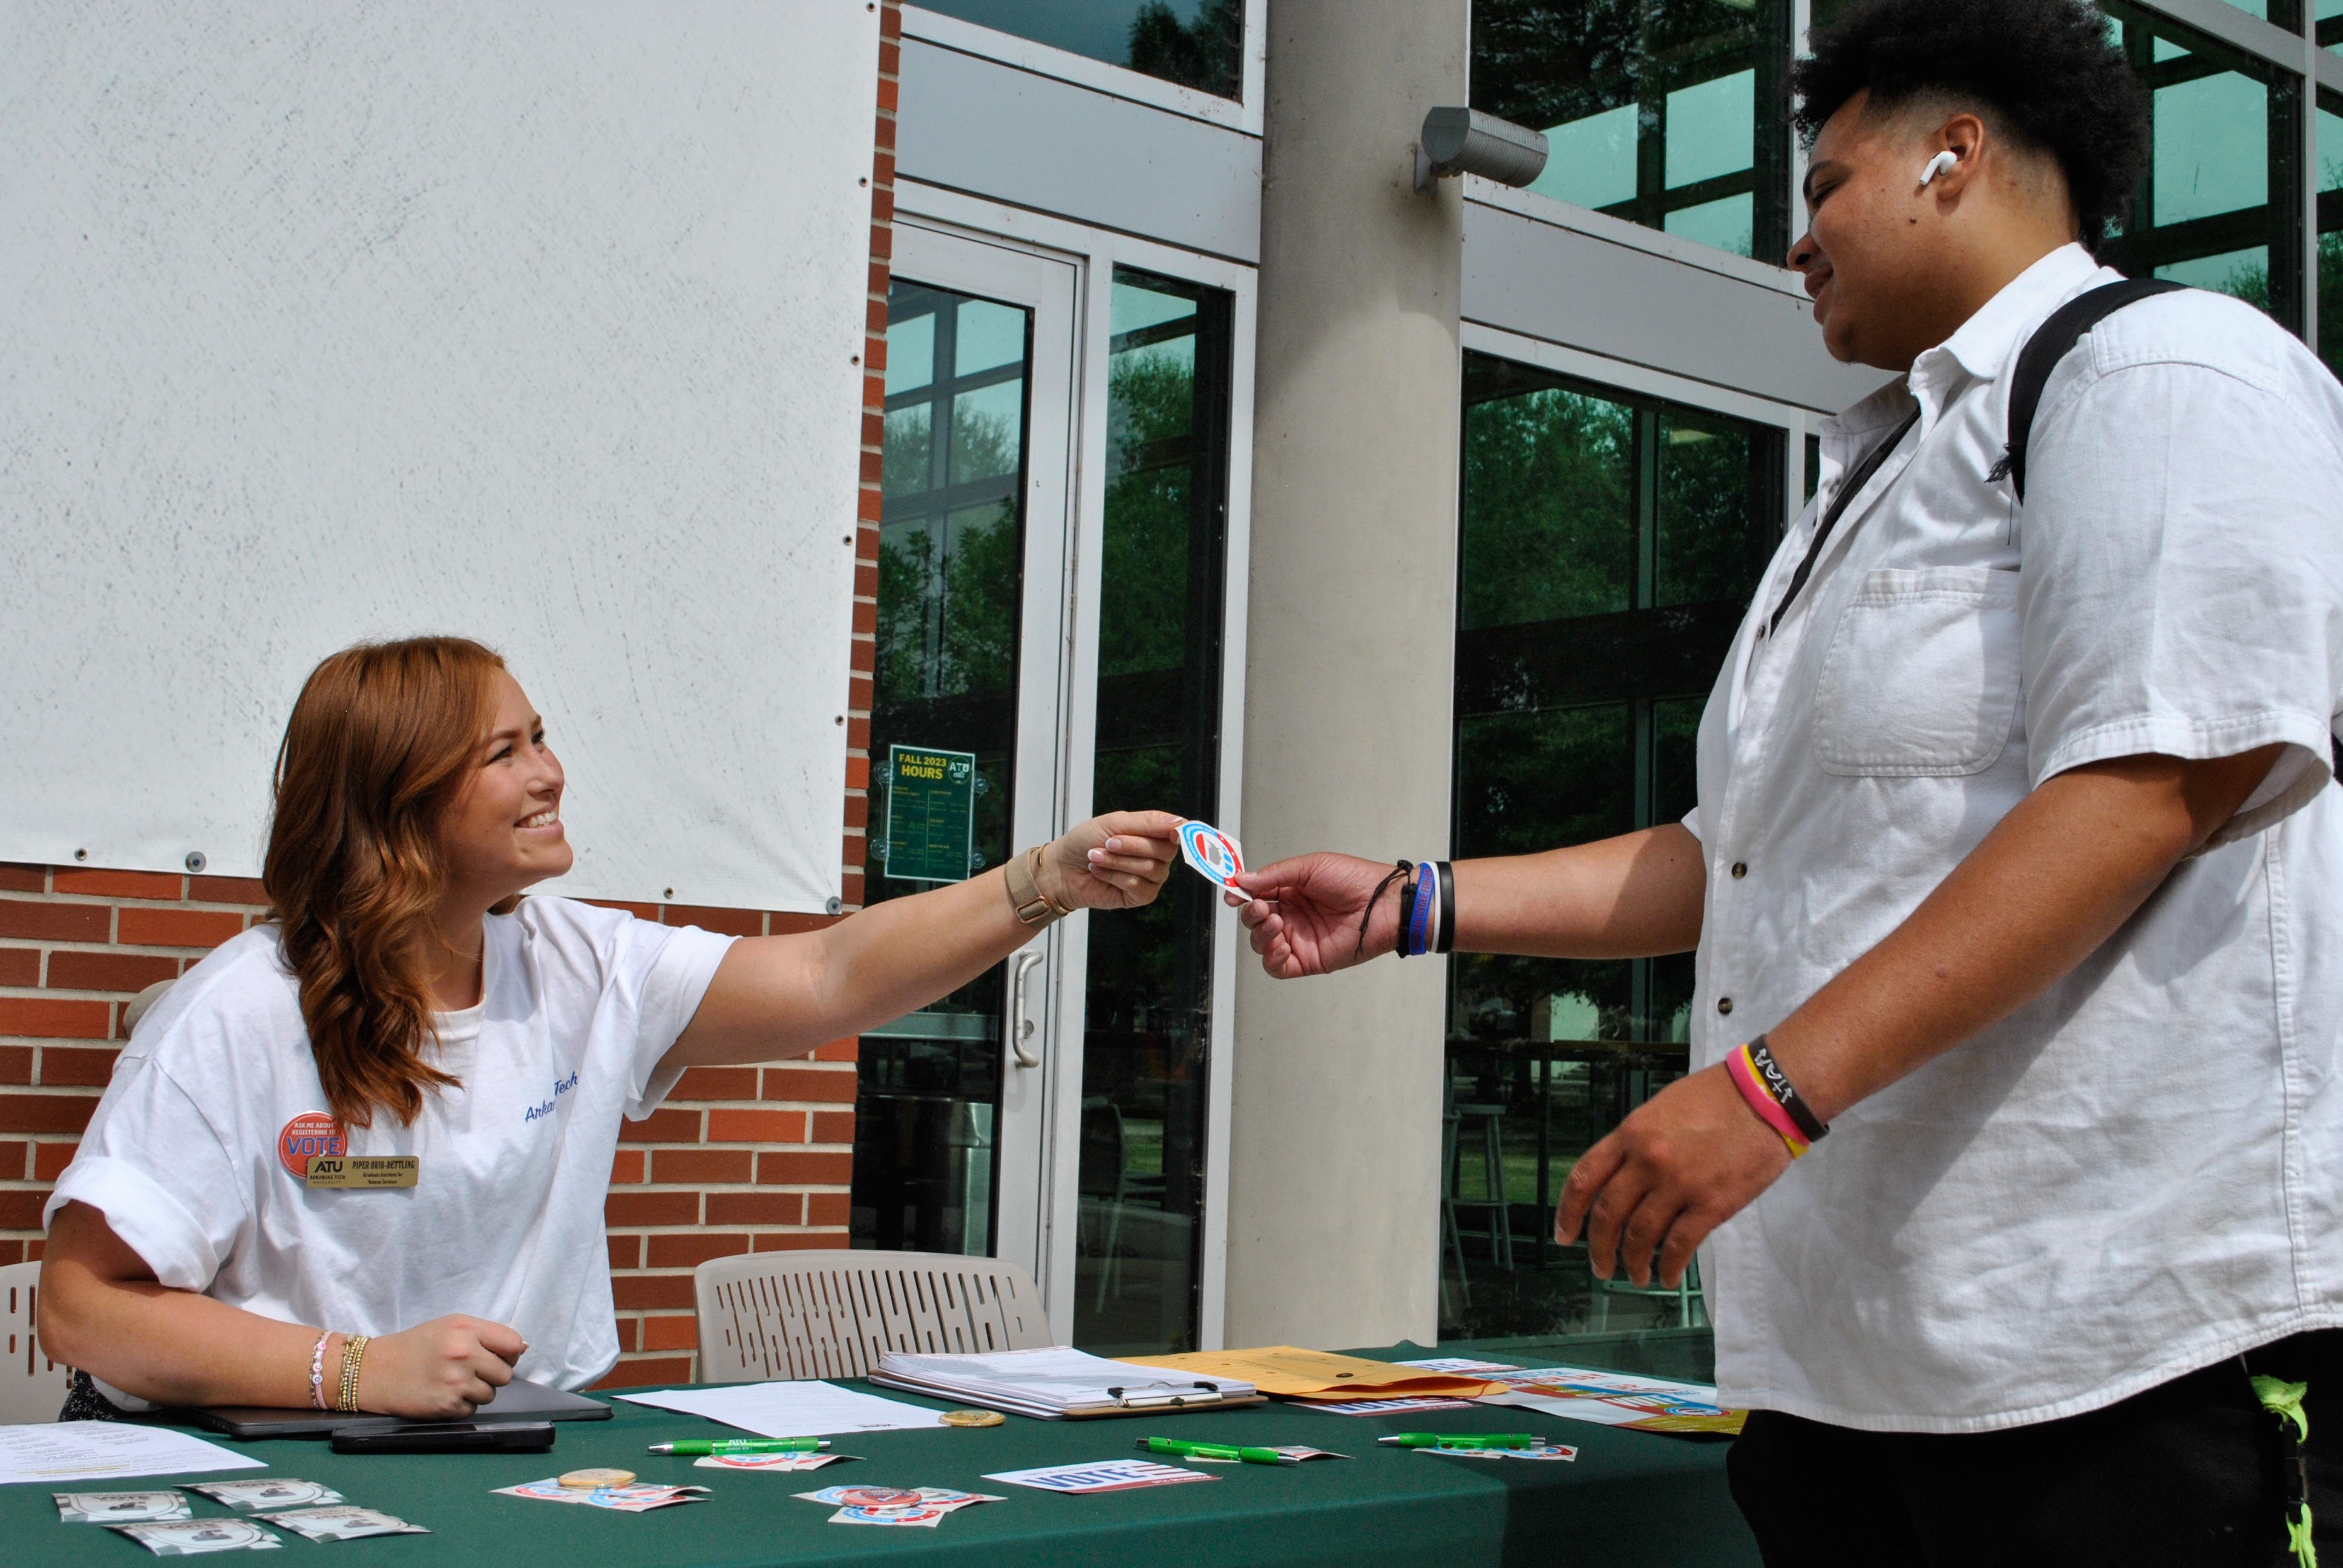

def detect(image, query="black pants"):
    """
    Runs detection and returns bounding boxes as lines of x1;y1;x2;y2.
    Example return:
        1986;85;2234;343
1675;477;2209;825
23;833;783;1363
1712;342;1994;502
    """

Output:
1727;1330;2343;1568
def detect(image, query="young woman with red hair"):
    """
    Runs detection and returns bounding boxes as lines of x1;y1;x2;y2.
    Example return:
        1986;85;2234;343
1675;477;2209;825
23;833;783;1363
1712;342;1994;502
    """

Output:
38;637;1177;1419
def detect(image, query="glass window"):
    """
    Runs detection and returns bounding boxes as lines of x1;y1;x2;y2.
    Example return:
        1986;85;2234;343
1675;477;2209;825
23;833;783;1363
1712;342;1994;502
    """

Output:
1445;351;1783;1349
853;281;1034;1258
1075;269;1234;1354
2323;0;2342;55
1472;0;1793;263
915;0;1244;100
2322;92;2342;377
2103;5;2304;332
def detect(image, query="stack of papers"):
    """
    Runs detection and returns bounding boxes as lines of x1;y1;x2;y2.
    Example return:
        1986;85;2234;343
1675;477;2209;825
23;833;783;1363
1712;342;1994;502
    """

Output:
871;1345;1257;1419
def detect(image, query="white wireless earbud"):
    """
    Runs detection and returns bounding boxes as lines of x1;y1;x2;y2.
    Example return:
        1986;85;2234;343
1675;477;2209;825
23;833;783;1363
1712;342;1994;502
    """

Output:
1919;151;1959;187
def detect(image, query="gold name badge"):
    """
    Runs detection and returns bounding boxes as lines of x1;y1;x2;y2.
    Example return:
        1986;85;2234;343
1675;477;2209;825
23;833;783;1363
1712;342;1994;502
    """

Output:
305;1155;419;1189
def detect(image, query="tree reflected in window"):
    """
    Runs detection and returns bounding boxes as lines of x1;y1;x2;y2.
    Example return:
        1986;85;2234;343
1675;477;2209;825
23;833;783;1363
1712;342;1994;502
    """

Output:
919;0;1243;100
1445;351;1781;1352
1473;0;1792;261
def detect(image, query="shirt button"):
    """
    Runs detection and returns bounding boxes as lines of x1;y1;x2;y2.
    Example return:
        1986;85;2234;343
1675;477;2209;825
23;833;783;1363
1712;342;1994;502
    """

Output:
1731;862;1748;879
1717;998;1734;1016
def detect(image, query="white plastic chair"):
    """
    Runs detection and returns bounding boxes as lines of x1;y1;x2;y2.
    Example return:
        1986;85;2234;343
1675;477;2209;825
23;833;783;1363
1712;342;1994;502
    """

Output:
693;1250;1055;1383
0;1259;71;1423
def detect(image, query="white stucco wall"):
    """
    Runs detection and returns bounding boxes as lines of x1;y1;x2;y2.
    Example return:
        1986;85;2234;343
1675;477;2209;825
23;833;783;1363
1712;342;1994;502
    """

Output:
0;1;877;911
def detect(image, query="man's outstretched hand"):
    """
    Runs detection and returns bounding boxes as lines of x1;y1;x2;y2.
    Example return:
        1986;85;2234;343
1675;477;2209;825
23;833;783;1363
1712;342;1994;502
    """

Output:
1225;852;1410;978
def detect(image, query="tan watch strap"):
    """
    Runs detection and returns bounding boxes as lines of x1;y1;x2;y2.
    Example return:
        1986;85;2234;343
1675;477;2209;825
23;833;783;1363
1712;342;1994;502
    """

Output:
1003;844;1067;926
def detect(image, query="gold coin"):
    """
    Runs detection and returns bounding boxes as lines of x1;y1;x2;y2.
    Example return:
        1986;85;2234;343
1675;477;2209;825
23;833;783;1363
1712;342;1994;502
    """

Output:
559;1468;635;1490
939;1409;1004;1428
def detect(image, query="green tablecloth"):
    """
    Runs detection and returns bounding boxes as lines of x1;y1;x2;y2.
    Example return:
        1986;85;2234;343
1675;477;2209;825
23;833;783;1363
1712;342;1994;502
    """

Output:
2;1344;1760;1567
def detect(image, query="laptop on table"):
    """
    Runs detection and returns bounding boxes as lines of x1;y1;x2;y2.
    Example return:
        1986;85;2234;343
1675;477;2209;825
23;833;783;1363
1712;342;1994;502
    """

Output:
183;1376;612;1440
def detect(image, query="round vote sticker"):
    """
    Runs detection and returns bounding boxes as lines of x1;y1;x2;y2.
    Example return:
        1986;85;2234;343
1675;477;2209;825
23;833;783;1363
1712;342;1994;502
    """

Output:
1176;821;1245;889
278;1112;346;1179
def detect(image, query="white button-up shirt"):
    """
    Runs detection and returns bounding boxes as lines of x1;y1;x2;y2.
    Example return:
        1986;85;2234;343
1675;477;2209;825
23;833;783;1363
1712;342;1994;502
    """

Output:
1689;243;2343;1432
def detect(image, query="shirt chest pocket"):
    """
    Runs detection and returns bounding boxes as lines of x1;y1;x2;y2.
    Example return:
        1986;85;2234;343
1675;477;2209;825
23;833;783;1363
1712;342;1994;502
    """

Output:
1810;567;2022;777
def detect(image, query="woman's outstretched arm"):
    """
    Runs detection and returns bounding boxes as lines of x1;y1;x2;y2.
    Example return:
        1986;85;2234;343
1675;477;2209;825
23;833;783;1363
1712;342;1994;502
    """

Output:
665;810;1180;1067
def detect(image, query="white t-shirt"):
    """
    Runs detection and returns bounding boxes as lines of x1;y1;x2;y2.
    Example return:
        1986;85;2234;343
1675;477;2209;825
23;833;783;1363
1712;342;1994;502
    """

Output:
1685;243;2343;1431
46;897;735;1392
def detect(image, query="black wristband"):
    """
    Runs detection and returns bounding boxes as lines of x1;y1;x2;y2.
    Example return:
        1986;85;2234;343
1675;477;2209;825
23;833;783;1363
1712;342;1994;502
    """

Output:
1355;860;1412;959
1748;1035;1829;1143
1434;861;1457;955
1397;870;1418;961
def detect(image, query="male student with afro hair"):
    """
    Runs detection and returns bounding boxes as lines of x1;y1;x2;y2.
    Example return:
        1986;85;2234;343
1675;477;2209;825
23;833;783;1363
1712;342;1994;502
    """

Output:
1225;2;2343;1561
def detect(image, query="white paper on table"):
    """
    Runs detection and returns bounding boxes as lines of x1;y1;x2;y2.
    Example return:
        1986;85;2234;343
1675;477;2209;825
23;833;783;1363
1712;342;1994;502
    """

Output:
612;1381;945;1439
0;1423;265;1486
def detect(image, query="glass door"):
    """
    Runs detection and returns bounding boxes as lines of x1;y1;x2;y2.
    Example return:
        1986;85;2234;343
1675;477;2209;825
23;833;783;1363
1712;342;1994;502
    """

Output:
1066;270;1234;1353
851;221;1078;1291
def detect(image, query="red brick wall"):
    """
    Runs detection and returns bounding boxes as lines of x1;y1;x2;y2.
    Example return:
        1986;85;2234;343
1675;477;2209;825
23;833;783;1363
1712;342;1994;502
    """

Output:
847;0;898;915
0;0;900;1388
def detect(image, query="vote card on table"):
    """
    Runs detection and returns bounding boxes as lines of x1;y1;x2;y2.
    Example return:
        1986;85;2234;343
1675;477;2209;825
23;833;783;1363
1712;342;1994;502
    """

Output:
984;1459;1219;1494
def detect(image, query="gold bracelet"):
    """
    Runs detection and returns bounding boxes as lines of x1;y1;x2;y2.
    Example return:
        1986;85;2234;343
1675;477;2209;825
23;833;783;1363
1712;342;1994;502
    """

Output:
337;1333;370;1414
1002;844;1067;927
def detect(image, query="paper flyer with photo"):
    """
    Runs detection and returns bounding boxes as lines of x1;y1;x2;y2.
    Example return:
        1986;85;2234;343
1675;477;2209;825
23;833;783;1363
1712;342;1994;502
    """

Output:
185;1480;346;1513
107;1518;283;1555
257;1506;430;1541
54;1491;192;1523
1470;1365;1746;1435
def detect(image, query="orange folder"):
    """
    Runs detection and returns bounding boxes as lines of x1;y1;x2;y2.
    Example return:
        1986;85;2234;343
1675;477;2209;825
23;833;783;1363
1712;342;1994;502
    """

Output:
1115;1347;1502;1402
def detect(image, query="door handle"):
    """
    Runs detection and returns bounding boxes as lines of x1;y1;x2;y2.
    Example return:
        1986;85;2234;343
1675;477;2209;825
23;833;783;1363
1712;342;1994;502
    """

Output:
1010;949;1044;1068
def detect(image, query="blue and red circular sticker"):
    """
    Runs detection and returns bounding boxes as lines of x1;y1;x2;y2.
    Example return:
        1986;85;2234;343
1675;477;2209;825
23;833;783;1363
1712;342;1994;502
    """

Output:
1176;821;1245;889
278;1112;345;1179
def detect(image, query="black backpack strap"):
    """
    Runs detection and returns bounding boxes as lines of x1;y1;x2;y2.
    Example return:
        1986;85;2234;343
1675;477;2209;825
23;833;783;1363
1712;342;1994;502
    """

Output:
1769;405;1920;636
1996;278;2187;502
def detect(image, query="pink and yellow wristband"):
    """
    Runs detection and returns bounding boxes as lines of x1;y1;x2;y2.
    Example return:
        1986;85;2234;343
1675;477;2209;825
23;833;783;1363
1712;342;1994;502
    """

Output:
1725;1040;1823;1158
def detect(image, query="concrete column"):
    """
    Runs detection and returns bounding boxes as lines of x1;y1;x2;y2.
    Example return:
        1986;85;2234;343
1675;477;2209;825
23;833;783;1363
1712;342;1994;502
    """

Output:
1223;0;1467;1349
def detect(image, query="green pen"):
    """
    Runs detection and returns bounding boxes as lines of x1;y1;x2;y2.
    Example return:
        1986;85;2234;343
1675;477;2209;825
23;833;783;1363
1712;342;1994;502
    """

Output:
1377;1432;1537;1450
647;1437;829;1455
1142;1436;1289;1466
